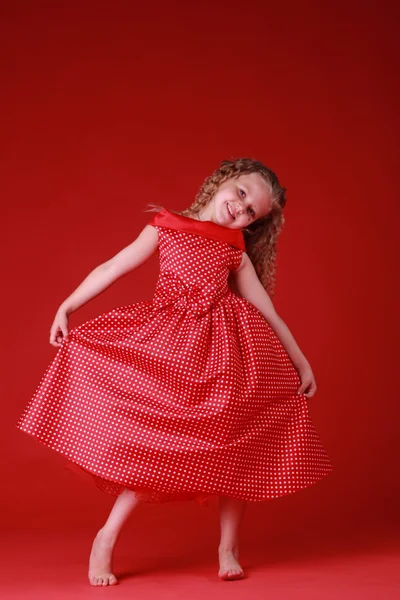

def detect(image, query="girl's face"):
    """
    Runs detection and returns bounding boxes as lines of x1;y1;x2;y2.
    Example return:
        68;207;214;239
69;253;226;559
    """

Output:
201;172;273;229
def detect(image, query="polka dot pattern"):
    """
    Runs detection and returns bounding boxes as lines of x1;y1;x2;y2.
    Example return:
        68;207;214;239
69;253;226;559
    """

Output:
15;208;333;506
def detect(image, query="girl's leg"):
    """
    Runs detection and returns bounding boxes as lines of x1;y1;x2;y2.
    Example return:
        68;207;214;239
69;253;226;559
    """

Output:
89;487;141;586
218;495;247;580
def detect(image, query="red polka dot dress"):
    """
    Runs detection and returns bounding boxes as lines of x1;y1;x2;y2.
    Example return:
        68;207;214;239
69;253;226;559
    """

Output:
15;208;333;506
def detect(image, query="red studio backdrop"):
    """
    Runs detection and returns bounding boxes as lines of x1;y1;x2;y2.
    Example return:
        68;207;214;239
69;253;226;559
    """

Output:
2;0;399;590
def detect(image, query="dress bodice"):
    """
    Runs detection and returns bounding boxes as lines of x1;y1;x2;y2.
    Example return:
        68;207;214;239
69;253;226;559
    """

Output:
148;208;244;317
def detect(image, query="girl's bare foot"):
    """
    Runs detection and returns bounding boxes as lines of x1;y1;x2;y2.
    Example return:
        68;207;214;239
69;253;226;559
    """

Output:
218;547;244;580
88;527;119;586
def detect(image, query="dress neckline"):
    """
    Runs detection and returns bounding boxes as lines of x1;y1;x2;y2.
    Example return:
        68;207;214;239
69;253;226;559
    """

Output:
151;208;246;251
162;208;237;231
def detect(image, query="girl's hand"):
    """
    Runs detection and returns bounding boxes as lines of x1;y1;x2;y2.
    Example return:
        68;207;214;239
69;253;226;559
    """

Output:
49;309;70;348
296;363;317;399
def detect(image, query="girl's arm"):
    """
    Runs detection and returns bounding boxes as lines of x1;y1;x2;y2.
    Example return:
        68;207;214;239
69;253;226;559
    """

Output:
58;224;159;316
231;253;317;397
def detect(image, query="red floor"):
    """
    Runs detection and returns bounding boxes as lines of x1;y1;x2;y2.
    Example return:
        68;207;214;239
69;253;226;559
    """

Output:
3;519;399;599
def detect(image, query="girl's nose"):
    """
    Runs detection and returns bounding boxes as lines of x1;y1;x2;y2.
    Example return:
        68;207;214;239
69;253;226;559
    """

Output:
235;204;244;216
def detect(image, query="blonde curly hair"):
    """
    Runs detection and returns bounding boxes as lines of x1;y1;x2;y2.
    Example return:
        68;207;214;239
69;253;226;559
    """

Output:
144;157;287;296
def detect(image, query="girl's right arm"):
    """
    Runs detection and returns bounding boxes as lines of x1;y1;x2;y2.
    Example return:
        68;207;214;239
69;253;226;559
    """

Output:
49;224;159;347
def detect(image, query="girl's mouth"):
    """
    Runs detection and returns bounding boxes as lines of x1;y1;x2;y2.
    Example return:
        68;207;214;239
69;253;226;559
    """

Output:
226;203;235;220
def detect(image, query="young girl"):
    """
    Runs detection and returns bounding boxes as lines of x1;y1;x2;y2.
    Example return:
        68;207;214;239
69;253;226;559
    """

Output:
15;157;333;586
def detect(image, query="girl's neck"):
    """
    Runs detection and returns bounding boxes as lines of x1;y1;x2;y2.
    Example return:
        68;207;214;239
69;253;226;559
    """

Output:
197;204;215;223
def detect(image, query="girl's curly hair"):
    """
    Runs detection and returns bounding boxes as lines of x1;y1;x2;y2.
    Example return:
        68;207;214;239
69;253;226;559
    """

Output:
144;157;287;296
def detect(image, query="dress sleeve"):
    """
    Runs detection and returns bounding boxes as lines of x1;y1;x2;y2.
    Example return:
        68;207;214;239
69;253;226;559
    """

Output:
147;213;158;228
147;209;164;228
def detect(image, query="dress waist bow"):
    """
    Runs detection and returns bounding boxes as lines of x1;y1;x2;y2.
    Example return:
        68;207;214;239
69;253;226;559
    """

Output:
151;270;229;317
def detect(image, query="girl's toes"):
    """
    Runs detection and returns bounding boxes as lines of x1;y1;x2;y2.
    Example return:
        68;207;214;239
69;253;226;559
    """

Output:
225;568;244;579
235;571;244;578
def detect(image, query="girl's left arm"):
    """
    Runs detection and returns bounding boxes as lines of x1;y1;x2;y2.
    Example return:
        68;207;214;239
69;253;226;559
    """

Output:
231;253;317;398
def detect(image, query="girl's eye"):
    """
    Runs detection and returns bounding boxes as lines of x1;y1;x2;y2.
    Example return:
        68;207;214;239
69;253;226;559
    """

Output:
238;188;255;217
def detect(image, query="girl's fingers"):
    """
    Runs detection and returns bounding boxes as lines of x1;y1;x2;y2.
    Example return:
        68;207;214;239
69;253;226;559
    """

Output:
49;322;69;346
300;380;312;397
305;381;317;398
297;379;309;395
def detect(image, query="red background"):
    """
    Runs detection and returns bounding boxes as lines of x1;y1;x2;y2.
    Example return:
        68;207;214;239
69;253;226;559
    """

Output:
2;0;399;592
